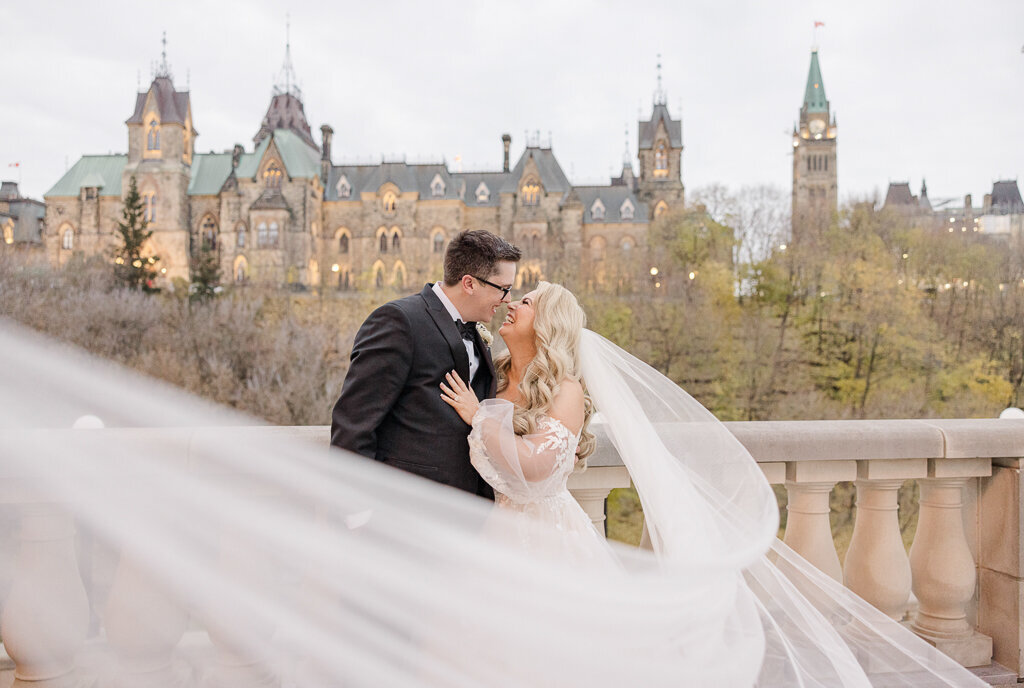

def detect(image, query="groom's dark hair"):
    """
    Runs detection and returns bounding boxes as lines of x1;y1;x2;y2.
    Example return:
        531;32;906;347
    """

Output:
443;230;522;286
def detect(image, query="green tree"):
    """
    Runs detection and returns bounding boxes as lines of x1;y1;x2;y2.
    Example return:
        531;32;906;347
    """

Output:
190;237;221;303
113;176;160;291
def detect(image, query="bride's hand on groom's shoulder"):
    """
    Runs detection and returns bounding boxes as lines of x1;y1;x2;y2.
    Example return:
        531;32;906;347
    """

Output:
440;370;479;425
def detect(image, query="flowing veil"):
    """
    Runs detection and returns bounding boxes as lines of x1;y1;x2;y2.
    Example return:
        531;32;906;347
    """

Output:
0;320;984;687
578;328;985;687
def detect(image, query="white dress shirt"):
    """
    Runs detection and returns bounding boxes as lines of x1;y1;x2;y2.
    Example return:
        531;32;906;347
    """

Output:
432;282;480;381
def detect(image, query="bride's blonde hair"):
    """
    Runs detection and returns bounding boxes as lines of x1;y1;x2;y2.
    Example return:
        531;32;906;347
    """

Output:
494;282;596;464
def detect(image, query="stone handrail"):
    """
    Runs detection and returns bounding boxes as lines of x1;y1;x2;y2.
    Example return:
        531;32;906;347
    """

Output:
1;419;1022;686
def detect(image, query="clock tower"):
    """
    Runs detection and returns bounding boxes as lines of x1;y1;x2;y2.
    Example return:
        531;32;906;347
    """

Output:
791;49;837;242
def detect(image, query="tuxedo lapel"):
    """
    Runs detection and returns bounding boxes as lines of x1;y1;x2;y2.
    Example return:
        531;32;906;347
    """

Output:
419;285;471;382
473;328;498;398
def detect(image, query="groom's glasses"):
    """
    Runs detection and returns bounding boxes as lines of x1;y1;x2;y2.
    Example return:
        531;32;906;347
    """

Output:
472;275;512;300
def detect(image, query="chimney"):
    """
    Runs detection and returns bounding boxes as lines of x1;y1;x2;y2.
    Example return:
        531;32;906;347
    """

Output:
984;193;992;212
502;133;511;173
320;124;334;186
964;194;972;211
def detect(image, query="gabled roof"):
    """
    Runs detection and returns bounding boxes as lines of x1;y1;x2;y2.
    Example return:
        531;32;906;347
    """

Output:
254;93;318;151
236;129;321;181
188;153;234;195
639;104;682;149
990;180;1024;214
504;147;570;195
45;155;127;198
574;185;648;223
803;50;829;114
126;76;192;126
883;182;916;208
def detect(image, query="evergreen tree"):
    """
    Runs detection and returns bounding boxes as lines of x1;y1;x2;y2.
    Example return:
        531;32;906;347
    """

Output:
190;236;221;302
113;176;160;291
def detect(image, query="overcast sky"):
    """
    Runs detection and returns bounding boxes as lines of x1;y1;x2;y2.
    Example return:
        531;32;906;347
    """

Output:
2;0;1022;207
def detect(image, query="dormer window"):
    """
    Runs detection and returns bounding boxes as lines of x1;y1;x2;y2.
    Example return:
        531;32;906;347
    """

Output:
382;191;397;213
521;180;540;206
337;175;351;199
430;173;445;197
476;182;490;203
263;162;283;189
590;198;605;221
146;116;160;151
620;198;635;220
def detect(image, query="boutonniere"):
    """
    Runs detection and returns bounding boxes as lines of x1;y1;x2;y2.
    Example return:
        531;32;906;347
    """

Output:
476;322;493;348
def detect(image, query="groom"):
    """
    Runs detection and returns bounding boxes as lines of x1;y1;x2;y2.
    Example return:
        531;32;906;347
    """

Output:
330;230;521;498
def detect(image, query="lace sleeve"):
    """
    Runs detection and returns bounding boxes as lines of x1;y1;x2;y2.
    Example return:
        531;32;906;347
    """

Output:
468;399;579;504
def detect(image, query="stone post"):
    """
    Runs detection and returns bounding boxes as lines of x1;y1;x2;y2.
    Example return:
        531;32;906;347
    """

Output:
783;460;855;582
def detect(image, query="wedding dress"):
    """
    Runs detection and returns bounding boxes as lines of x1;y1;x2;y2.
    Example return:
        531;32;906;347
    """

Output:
468;398;613;567
466;330;985;687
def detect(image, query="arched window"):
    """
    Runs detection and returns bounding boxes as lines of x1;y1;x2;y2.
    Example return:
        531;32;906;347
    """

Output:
521;180;540;206
201;216;218;250
392;230;401;252
268;222;279;245
530;234;541;254
621;236;635;253
61;227;74;250
393;262;406;289
233;256;248;283
654;142;668;178
339;233;349;254
143;191;157;223
375;267;384;288
146;117;160;151
236;223;247;248
263;162;283;188
654;200;668;218
432;231;445;254
2;221;13;245
257;222;268;247
379;232;388;254
382;191;397;213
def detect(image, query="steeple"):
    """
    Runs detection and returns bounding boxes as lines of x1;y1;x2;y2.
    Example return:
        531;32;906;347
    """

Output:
273;14;302;100
803;50;828;114
653;54;667;106
254;15;318;151
154;31;172;80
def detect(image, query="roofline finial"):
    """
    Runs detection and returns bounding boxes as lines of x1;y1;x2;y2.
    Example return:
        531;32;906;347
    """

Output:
654;53;666;106
273;13;302;101
156;31;171;79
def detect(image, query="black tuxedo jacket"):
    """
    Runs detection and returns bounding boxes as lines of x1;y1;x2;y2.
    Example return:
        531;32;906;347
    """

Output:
331;284;496;499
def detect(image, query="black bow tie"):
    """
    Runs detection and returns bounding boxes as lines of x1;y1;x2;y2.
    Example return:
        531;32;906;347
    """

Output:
456;320;477;341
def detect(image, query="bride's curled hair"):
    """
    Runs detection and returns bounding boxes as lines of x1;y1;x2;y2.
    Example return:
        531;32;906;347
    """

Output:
494;282;596;465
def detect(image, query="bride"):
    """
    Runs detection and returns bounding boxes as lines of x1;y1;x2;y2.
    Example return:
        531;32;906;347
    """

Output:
442;281;985;688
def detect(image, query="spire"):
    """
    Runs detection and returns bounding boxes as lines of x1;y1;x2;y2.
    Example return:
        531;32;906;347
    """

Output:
273;13;302;100
803;50;828;113
155;31;172;80
653;54;667;105
623;123;631;166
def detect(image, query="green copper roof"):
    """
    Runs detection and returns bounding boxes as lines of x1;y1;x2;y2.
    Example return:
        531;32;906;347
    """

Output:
803;50;828;113
45;155;127;198
237;129;321;180
188;153;233;195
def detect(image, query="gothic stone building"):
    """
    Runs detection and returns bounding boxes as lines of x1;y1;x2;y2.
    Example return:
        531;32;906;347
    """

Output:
44;57;685;293
791;49;838;242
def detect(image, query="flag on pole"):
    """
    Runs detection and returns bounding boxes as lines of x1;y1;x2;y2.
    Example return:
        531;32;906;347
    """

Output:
8;162;19;168
814;21;825;27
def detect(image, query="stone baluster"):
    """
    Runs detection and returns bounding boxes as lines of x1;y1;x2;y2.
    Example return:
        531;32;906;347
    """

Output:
0;503;90;688
910;458;993;667
568;466;631;536
843;459;926;620
783;460;856;582
102;553;190;687
199;521;278;688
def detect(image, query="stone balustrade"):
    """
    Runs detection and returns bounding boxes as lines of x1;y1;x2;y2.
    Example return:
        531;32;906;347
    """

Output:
1;419;1022;686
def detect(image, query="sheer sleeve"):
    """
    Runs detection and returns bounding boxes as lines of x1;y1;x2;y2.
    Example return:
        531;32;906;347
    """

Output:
468;399;579;504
